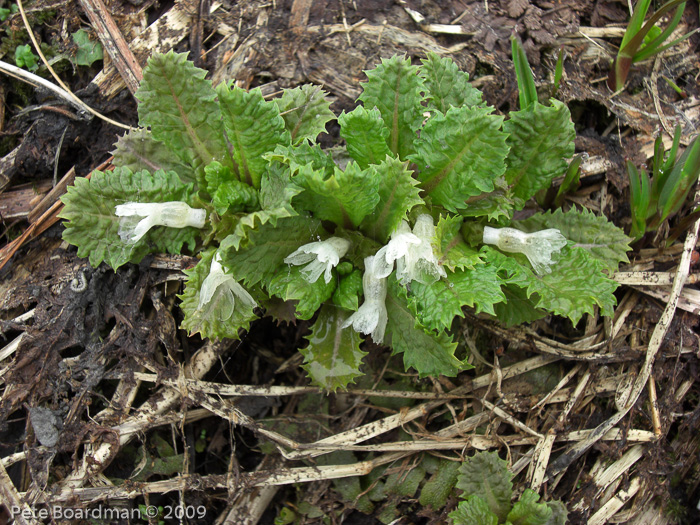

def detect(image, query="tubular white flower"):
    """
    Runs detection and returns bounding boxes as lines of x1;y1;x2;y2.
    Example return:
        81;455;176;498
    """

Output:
483;226;567;275
400;214;447;285
372;221;421;279
284;237;351;284
342;255;388;343
198;252;256;321
114;201;206;243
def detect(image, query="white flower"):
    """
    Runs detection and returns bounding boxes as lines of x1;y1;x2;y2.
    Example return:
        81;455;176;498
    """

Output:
284;237;351;284
483;226;567;275
198;252;256;321
342;255;388;343
400;214;447;285
114;201;206;243
373;221;421;279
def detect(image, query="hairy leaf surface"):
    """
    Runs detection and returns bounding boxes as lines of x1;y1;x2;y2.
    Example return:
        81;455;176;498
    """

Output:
60;168;199;269
222;166;303;250
220;215;323;286
295;162;380;229
136;52;229;173
112;128;195;183
504;100;575;206
385;279;466;377
434;214;481;271
217;84;289;188
514;207;631;272
301;305;367;390
268;265;336;320
483;246;618;324
409;265;506;331
449;496;499;525
338;106;392;169
360;156;423;242
410;105;508;212
506;489;554;525
456;451;513;523
275;84;335;144
358;55;425;160
420;53;484;113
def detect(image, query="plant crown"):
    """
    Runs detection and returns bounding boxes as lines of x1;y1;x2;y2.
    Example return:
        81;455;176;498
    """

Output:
59;51;631;390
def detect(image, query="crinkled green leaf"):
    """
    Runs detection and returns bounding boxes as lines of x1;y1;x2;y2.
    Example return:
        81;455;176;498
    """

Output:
179;249;258;339
385;279;466;377
504;100;575;207
358;55;425;160
514;207;631;272
482;245;618;324
220;215;322;287
526;247;618;323
300;305;367;390
295;162;380;229
359;156;423;242
410;105;508;212
419;459;460;509
221;166;303;250
112;128;196;184
60;168;200;270
266;142;336;178
338;106;392;169
420;53;484;113
460;176;514;221
435;214;481;271
136;51;229;173
268;264;335;320
217;83;289;188
506;489;553;525
449;496;499;525
274;84;335;144
332;269;363;311
409;265;506;331
456;452;513;523
493;285;546;326
205;161;259;215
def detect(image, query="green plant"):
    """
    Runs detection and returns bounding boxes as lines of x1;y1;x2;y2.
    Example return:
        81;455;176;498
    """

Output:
59;49;630;389
71;29;103;67
627;125;700;241
14;43;38;71
450;451;567;525
0;3;18;21
608;0;697;91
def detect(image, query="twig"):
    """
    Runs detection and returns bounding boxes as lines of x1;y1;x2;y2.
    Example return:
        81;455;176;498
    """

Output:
547;181;700;479
77;0;143;95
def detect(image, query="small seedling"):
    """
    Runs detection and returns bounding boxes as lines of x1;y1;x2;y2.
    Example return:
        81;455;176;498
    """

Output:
628;125;700;241
608;0;697;91
450;451;567;524
14;43;38;71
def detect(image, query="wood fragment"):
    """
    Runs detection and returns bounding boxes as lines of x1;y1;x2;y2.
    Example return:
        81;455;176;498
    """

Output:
78;0;143;95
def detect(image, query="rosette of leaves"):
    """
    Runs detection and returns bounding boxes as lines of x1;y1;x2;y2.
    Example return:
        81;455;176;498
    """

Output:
60;50;630;391
450;451;567;525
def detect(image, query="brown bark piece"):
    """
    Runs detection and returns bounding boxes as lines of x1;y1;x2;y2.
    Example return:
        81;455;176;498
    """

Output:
78;0;143;95
90;0;201;99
